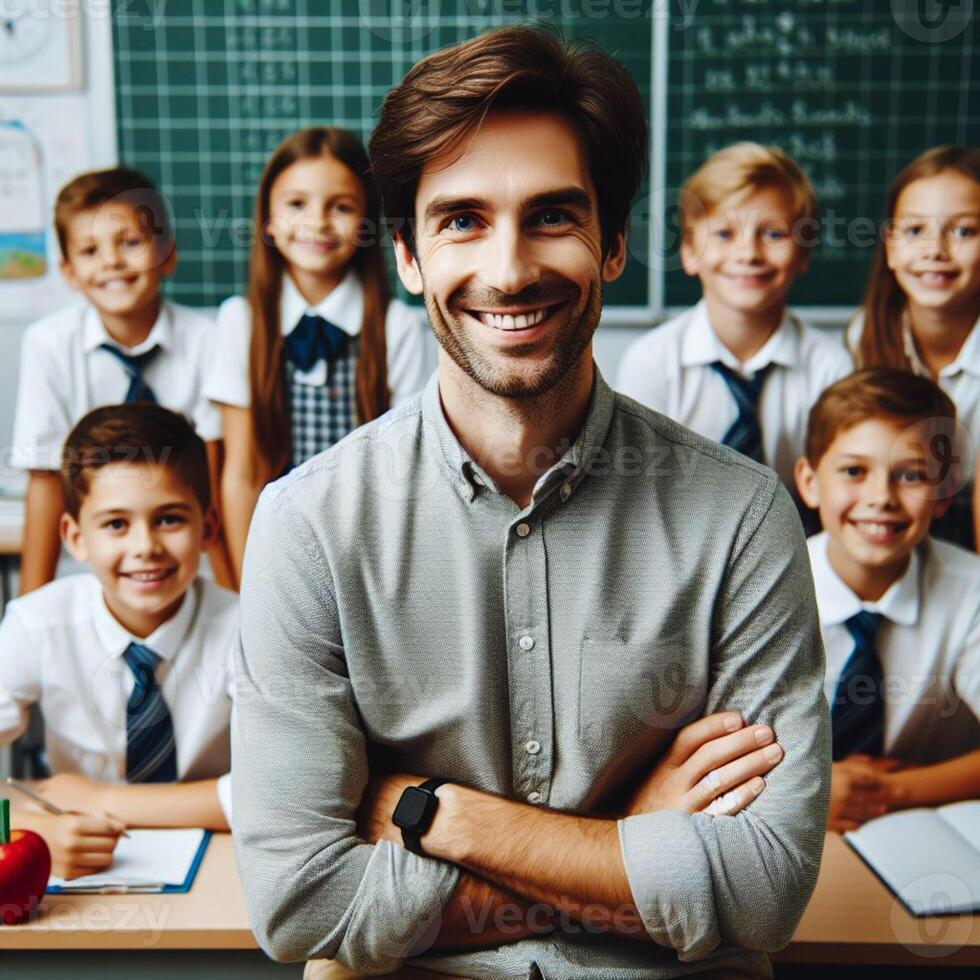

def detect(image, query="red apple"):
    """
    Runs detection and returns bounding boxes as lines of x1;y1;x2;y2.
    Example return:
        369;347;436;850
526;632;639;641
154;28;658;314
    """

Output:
1;798;51;925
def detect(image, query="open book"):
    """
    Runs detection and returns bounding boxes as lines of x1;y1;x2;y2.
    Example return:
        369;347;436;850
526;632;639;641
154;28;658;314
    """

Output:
47;828;210;894
845;801;980;916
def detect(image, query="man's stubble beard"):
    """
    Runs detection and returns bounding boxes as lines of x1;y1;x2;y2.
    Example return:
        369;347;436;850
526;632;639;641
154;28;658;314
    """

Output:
422;277;603;401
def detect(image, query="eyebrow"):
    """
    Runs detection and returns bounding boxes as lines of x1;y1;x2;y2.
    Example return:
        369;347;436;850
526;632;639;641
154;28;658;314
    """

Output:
92;502;194;518
422;186;594;227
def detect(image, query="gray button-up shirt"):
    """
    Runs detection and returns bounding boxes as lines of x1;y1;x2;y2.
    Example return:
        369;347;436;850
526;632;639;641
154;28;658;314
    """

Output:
233;367;830;978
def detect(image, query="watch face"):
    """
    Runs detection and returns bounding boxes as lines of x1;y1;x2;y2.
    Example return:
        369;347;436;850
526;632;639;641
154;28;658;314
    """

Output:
393;787;432;829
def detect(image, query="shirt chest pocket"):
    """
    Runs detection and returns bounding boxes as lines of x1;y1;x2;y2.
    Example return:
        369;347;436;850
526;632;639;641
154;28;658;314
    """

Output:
577;635;707;755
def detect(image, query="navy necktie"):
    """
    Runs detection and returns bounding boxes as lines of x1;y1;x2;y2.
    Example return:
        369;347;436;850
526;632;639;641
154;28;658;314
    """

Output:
283;314;349;376
123;642;177;783
710;361;772;464
99;344;159;403
831;611;885;761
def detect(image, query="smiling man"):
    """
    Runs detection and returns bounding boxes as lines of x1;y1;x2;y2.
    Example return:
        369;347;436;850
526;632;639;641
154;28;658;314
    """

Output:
233;26;830;980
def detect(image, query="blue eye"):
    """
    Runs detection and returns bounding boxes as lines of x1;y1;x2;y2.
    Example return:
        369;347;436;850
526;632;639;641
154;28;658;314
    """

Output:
713;228;733;240
896;469;925;484
447;214;477;233
903;224;923;239
952;224;977;239
764;228;788;240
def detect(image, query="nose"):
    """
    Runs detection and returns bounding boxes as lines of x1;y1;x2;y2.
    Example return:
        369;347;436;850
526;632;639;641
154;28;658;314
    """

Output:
920;219;950;261
734;226;763;263
865;468;899;509
479;218;540;297
102;239;125;268
131;520;163;558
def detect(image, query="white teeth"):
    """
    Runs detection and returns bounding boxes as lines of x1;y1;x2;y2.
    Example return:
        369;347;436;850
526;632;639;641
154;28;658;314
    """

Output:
853;521;904;538
102;279;132;289
479;307;548;330
126;569;172;582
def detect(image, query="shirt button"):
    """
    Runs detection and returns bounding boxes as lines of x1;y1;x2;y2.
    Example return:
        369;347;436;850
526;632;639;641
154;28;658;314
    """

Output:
518;635;535;651
525;739;541;755
527;790;542;803
560;482;572;502
515;522;531;538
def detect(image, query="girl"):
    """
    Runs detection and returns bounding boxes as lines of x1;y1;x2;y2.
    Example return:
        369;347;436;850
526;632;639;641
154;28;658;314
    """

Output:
849;146;980;551
206;128;433;583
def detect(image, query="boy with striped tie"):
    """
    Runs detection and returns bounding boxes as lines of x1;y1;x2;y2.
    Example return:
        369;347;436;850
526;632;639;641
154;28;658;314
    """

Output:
795;369;980;833
0;404;236;879
616;143;851;522
11;168;227;594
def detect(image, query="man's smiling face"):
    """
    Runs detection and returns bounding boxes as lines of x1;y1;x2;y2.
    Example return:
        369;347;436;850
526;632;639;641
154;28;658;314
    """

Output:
394;110;625;400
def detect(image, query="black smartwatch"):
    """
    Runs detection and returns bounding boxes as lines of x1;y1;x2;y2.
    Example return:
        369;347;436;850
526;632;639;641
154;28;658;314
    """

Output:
392;777;447;855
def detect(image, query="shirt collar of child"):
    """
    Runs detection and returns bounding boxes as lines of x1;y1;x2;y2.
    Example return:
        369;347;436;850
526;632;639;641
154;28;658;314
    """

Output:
279;268;363;340
681;299;800;376
81;300;173;356
808;531;921;628
89;573;201;662
901;308;980;380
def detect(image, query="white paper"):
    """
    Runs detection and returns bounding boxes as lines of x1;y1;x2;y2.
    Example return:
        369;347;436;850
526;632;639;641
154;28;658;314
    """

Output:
48;828;206;891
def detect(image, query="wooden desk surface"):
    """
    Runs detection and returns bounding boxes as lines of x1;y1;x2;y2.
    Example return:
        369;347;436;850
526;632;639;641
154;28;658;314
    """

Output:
2;832;978;964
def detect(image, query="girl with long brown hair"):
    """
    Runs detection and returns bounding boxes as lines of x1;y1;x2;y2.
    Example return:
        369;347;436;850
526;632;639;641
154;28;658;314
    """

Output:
205;127;433;582
848;146;980;551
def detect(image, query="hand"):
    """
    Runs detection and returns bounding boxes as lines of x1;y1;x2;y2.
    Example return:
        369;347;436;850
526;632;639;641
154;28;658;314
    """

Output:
828;759;909;832
625;712;782;818
844;754;907;773
33;773;113;815
356;773;423;846
22;810;127;880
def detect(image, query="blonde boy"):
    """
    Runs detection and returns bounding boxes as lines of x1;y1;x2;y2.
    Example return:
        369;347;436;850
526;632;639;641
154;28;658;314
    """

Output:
11;167;228;593
0;404;236;879
795;369;980;833
617;143;851;502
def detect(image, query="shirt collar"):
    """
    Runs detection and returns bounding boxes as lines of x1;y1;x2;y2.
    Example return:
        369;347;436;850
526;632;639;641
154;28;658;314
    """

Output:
901;310;980;379
809;531;920;627
82;301;173;356
680;300;799;373
91;575;200;661
421;364;616;507
280;270;363;338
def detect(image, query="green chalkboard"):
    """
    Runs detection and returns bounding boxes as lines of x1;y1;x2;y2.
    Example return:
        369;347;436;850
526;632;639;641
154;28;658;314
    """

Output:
110;0;652;310
112;1;978;316
664;0;979;309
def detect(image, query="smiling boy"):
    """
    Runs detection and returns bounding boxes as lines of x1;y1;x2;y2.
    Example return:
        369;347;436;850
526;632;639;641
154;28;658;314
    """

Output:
0;404;236;879
617;143;852;507
12;168;228;594
233;27;830;980
795;369;980;833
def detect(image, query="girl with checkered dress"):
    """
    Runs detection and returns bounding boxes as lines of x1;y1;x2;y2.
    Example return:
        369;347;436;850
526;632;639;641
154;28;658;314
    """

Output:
205;128;433;584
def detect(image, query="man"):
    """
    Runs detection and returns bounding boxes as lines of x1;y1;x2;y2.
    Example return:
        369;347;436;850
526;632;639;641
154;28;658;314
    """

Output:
233;26;830;979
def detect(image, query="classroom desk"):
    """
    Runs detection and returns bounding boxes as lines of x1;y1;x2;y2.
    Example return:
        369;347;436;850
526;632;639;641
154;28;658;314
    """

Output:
3;831;977;976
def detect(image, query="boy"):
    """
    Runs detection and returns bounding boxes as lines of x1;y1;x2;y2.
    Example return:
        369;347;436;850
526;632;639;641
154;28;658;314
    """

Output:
795;369;980;833
11;167;230;594
0;404;237;879
617;143;851;504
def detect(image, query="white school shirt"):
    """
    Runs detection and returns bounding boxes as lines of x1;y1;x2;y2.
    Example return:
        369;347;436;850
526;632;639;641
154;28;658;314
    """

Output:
204;270;435;409
616;301;853;488
0;574;238;819
847;310;980;457
808;532;980;765
12;300;222;471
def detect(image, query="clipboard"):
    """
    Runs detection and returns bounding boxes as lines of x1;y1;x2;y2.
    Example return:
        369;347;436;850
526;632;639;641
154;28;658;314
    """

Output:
46;830;212;895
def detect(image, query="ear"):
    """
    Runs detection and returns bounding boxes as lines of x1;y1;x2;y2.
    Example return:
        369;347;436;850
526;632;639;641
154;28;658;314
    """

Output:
200;505;219;550
680;234;699;277
795;246;812;277
601;232;627;283
60;512;88;563
159;241;178;278
794;456;821;510
393;232;423;296
931;493;953;520
60;257;80;291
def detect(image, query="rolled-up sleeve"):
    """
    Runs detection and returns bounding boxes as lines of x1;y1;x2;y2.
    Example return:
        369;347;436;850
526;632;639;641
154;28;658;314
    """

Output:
232;483;460;972
617;479;830;958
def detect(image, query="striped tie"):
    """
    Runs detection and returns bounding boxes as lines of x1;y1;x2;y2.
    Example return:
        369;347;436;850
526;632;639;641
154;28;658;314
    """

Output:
710;361;772;464
123;642;177;783
99;344;160;403
831;611;885;762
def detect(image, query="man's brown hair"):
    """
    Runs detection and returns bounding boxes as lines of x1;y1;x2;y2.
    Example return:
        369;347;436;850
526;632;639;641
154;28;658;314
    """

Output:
805;368;957;466
368;25;648;256
54;167;173;259
61;403;210;519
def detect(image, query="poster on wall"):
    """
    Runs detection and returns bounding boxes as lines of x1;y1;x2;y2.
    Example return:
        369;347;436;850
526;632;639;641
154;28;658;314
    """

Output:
0;0;84;92
0;121;47;280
